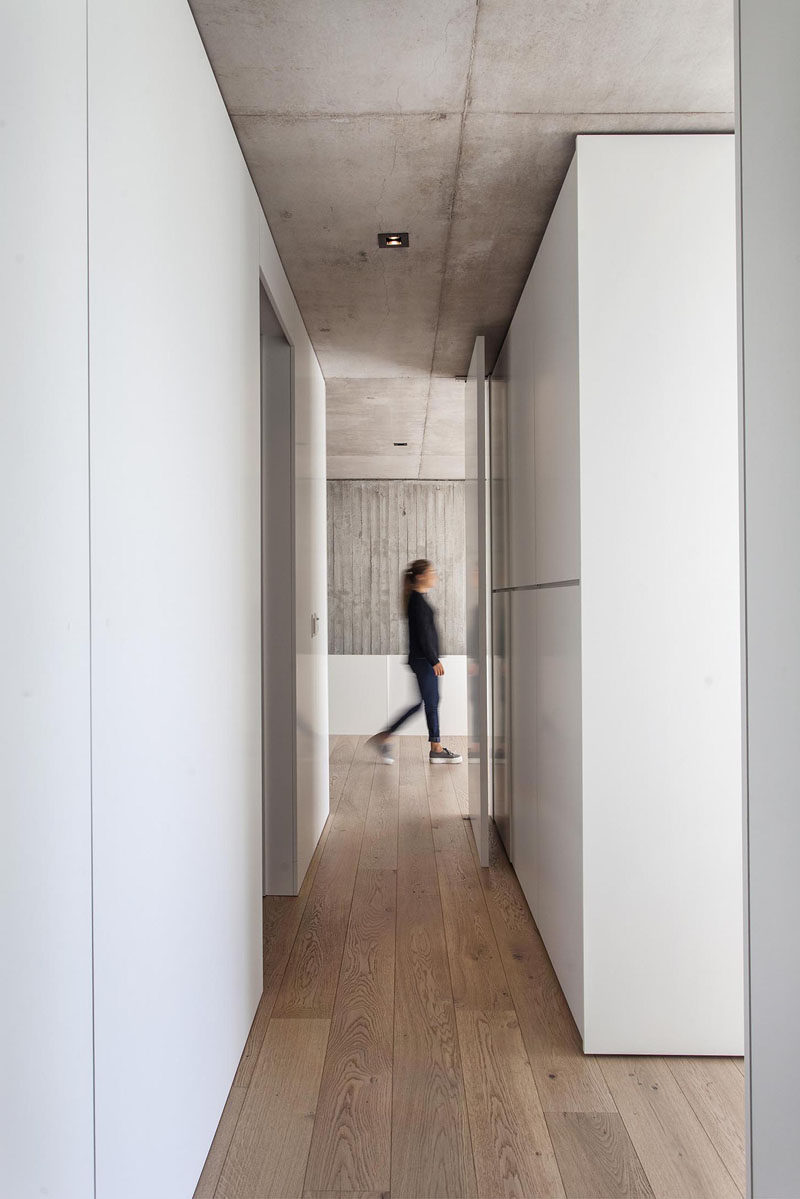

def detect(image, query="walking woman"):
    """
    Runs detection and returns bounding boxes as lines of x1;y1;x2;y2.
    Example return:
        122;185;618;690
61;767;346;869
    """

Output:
368;559;462;765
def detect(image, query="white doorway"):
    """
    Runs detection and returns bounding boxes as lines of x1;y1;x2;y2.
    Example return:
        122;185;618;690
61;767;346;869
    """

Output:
261;284;296;895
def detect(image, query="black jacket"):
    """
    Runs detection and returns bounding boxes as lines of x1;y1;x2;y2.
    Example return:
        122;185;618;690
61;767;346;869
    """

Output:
407;590;440;666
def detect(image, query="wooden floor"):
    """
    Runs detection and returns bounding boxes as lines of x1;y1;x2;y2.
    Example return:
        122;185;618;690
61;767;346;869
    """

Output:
195;736;745;1199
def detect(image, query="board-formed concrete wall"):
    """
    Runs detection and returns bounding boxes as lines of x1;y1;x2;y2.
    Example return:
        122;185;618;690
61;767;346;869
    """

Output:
327;480;465;655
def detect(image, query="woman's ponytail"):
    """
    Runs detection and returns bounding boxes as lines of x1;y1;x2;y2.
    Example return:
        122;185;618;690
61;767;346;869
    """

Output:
403;558;432;610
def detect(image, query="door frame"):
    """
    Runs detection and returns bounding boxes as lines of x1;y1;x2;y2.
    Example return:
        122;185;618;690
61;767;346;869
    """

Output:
259;273;298;895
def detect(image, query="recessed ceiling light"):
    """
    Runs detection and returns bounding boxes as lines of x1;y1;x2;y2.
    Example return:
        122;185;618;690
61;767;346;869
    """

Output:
378;232;409;248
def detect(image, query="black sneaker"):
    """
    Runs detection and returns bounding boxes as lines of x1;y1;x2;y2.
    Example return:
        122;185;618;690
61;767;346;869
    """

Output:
429;747;463;765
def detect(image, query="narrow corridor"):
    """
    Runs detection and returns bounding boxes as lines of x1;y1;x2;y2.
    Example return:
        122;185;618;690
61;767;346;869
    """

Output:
196;737;745;1199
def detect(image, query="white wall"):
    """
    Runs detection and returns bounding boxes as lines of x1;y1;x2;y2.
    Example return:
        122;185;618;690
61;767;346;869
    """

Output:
329;656;468;737
1;8;329;1191
737;4;800;1194
578;135;742;1053
86;2;328;1196
0;5;95;1197
87;3;262;1195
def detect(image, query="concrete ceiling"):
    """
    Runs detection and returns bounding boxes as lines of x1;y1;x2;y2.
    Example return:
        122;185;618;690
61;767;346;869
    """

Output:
189;0;734;479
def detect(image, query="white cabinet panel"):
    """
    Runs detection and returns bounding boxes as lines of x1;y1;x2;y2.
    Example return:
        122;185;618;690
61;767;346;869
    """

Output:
532;162;580;585
510;586;582;1035
489;375;510;591
534;585;583;1035
496;135;742;1055
465;337;490;864
504;286;537;589
578;135;742;1054
491;591;511;855
509;590;538;913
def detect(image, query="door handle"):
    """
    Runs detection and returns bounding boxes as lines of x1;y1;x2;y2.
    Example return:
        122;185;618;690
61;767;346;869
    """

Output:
311;612;320;638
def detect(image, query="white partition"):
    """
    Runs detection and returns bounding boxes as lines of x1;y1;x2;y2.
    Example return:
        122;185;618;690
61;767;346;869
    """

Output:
494;135;743;1054
0;5;95;1195
328;655;468;737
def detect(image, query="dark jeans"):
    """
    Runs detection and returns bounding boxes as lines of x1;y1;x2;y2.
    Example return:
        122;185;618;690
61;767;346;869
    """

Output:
386;658;440;743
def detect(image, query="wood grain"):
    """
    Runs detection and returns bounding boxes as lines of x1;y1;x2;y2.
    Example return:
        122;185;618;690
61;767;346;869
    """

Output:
273;757;374;1018
392;740;477;1198
233;735;357;1087
456;1009;565;1198
599;1056;742;1198
545;1112;654;1198
426;759;512;1011
304;1193;388;1198
198;739;744;1199
193;1085;246;1199
304;867;396;1193
666;1057;746;1194
468;820;615;1112
359;752;399;871
216;1018;330;1199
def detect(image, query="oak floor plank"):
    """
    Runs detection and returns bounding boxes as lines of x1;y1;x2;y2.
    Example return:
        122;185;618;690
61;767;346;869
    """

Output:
199;739;745;1199
273;757;374;1018
599;1056;741;1198
666;1057;746;1195
216;1018;330;1199
304;866;397;1193
196;741;360;1192
426;762;512;1011
545;1112;654;1199
304;1193;388;1198
193;1086;247;1199
444;738;469;816
392;739;477;1199
468;821;615;1113
232;735;358;1088
456;1008;566;1198
360;752;400;871
329;733;360;811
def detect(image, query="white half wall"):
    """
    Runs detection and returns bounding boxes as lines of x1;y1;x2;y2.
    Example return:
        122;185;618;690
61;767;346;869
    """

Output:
0;4;95;1196
329;656;468;737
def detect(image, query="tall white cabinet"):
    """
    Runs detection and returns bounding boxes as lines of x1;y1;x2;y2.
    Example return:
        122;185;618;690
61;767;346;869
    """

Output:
492;135;743;1054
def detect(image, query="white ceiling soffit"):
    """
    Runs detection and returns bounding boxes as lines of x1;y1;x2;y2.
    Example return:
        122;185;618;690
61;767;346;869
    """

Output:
189;0;734;479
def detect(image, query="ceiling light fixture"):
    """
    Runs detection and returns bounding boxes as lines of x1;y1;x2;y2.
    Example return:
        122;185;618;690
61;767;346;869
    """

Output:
378;232;409;248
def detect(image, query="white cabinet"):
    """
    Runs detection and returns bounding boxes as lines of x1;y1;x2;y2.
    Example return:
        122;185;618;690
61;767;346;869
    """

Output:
493;134;743;1054
533;585;583;1034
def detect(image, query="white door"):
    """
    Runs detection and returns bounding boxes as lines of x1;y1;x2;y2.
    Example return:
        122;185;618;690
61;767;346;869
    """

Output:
465;336;490;866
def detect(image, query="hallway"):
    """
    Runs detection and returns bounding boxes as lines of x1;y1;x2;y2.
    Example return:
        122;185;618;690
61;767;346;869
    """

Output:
196;737;745;1199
